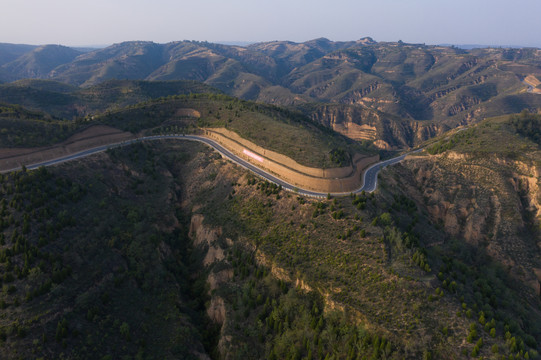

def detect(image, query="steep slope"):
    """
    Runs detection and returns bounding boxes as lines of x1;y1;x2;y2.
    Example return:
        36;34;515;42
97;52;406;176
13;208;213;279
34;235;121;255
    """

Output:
247;37;376;75
300;103;442;149
51;41;167;86
2;138;538;359
0;89;372;173
386;113;541;346
414;113;541;282
0;79;220;119
0;103;77;148
94;93;371;168
1;45;81;80
146;41;278;100
0;43;37;66
0;150;214;359
1;39;541;149
293;43;541;148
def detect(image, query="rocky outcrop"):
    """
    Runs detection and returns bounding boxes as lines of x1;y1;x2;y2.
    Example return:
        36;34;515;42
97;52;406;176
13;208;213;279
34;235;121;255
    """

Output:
512;160;541;220
400;153;541;291
340;83;382;104
189;214;222;248
446;96;482;116
207;296;226;325
208;269;233;292
189;214;228;325
255;250;292;282
307;104;443;149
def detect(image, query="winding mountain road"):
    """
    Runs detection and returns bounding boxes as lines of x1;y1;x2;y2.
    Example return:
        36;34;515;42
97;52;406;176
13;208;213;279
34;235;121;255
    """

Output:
524;80;535;93
523;79;541;94
1;134;416;197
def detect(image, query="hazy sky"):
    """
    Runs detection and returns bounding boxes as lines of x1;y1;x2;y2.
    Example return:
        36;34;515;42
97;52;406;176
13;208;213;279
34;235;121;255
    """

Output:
2;0;540;47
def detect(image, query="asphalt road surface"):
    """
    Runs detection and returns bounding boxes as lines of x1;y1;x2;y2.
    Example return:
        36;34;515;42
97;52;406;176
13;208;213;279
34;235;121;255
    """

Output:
2;134;417;197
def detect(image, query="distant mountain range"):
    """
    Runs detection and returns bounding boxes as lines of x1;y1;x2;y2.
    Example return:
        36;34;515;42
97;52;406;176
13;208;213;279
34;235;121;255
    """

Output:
1;40;541;360
1;38;541;149
440;43;538;50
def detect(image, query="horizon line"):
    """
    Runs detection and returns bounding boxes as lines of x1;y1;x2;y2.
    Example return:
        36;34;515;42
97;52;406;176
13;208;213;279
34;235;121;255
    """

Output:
1;38;540;50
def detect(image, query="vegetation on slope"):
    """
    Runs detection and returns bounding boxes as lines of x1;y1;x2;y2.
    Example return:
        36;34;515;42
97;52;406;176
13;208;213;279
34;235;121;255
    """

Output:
0;104;78;147
0;133;539;359
2;45;81;79
0;145;215;359
510;110;541;145
0;81;373;170
95;93;373;168
0;39;540;360
2;40;541;150
426;110;541;158
0;79;220;119
168;140;536;359
392;113;541;358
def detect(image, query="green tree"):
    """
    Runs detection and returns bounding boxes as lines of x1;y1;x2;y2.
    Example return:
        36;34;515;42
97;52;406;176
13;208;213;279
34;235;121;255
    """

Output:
120;322;130;341
379;213;392;226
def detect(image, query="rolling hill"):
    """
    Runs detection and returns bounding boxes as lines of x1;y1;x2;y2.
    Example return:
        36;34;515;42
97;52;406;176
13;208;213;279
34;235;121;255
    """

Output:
0;79;220;119
0;43;37;67
0;113;539;359
0;38;540;359
1;39;541;150
2;45;81;81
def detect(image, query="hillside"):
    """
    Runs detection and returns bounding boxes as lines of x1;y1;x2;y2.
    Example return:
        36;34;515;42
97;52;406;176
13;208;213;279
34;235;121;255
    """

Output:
0;43;37;67
8;79;78;93
0;79;220;119
0;149;213;359
1;39;541;150
0;130;539;359
416;113;541;284
1;37;541;360
92;93;372;168
385;112;541;352
0;89;372;171
2;45;81;81
0;74;539;358
0;104;78;147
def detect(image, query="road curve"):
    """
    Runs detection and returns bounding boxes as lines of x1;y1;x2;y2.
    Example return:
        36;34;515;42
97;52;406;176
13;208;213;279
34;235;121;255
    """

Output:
524;80;535;93
1;134;416;198
523;80;541;94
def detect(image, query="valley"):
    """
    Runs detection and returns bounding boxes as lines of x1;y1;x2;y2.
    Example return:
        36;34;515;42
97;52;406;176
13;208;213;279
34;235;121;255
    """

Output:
2;40;541;150
0;38;540;359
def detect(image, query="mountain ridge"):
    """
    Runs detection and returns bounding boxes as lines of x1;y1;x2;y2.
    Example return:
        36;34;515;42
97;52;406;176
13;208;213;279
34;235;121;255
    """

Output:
0;38;540;359
1;39;541;150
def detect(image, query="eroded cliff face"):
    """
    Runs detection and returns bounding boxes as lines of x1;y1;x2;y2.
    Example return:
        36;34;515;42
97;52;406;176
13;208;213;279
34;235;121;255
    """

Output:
306;104;442;149
510;159;541;221
397;153;541;290
188;214;231;346
167;140;531;358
